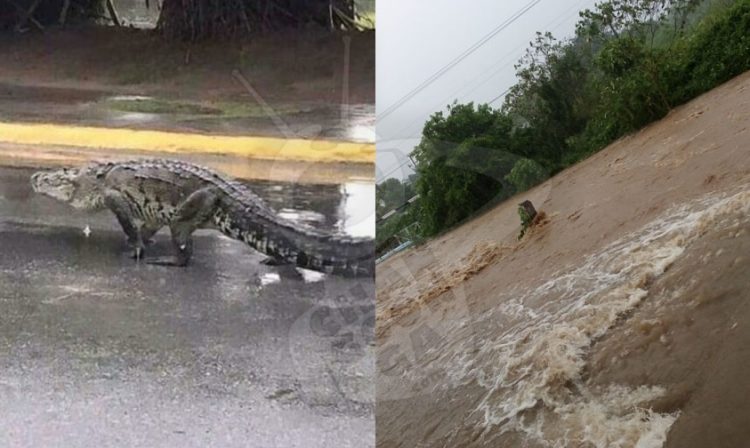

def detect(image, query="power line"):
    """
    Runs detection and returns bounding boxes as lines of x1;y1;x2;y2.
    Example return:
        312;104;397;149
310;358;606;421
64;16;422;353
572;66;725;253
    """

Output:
377;0;544;122
383;0;589;140
382;42;527;140
488;87;512;105
387;48;524;140
376;158;414;183
457;0;591;103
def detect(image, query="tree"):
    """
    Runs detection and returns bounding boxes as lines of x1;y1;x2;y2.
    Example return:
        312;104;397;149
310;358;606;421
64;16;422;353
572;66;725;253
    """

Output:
403;0;748;241
503;32;593;169
412;103;524;236
376;177;415;219
505;158;547;193
156;0;361;40
0;0;364;40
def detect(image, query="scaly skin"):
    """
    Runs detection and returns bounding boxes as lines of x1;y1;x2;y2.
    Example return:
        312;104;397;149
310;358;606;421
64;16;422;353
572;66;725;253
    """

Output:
30;159;374;277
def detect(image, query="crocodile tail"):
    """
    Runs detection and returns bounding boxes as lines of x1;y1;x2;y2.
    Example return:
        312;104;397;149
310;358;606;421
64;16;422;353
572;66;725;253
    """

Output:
294;237;374;277
221;205;374;277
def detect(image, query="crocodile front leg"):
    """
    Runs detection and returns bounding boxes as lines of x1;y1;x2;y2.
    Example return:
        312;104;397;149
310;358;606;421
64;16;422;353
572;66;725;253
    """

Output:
146;187;220;267
104;189;147;260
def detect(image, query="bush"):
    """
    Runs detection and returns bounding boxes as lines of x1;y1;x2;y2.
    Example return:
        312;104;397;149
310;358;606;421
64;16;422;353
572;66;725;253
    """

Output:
593;39;673;134
375;210;417;254
569;0;750;162
412;104;522;236
504;158;547;193
676;0;750;101
404;0;750;242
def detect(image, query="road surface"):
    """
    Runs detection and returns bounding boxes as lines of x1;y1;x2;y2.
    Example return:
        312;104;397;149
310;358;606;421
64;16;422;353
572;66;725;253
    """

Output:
0;166;375;447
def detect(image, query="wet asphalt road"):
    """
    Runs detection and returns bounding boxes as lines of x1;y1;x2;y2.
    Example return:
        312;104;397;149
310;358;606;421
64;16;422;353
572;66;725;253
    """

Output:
0;167;375;447
0;83;376;144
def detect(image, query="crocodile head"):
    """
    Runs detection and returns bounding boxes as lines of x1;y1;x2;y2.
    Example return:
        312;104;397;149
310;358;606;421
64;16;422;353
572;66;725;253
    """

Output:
31;165;107;210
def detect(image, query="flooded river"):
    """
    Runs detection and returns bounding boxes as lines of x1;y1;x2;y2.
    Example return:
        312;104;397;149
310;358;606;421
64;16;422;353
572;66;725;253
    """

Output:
375;70;750;448
377;186;750;447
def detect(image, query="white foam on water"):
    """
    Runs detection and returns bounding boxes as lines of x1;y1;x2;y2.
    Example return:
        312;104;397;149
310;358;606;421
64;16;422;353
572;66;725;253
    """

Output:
431;188;750;446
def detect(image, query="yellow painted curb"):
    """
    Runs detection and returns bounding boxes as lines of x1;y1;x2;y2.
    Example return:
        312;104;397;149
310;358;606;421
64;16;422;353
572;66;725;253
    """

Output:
0;122;375;164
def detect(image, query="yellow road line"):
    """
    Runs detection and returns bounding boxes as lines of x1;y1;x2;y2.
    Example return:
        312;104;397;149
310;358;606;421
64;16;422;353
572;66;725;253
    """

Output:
0;121;374;164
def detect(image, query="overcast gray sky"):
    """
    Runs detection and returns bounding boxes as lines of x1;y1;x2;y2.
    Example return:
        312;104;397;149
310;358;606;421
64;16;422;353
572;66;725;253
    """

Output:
375;0;598;182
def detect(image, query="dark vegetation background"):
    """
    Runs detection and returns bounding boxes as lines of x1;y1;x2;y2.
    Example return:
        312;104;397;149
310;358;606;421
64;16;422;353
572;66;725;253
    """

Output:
0;0;368;39
376;0;750;255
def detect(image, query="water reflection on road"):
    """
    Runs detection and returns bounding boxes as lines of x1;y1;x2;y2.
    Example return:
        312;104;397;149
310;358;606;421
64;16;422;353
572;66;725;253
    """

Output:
0;85;375;145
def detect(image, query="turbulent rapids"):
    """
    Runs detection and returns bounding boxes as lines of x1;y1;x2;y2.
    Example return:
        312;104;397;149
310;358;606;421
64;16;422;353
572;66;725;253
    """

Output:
380;186;750;447
467;188;748;446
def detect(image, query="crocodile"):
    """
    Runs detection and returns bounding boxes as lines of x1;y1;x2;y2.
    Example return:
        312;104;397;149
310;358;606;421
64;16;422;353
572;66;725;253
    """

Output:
30;159;374;277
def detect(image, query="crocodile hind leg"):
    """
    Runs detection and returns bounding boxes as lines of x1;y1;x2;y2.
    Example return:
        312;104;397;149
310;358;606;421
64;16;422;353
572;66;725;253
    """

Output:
104;189;148;260
146;187;220;267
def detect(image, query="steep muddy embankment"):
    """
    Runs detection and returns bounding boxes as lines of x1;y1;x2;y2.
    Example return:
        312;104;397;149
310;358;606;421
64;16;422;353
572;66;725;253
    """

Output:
376;71;750;447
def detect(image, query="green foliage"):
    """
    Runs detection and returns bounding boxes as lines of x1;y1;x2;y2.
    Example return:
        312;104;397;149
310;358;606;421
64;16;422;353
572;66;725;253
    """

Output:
403;0;750;242
375;175;420;255
375;208;419;255
676;0;750;100
376;177;415;219
412;103;528;236
518;0;750;167
587;38;673;136
504;33;593;168
505;158;547;193
1;0;102;29
569;0;750;158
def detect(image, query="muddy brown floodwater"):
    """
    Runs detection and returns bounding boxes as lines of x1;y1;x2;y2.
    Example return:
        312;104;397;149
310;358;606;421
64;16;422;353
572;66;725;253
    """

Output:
376;72;750;447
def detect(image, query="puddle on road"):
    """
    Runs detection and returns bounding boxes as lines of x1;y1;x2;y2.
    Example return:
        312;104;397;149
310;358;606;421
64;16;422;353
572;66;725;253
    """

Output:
347;124;376;143
339;182;375;237
106;0;160;28
259;273;281;286
115;112;160;124
298;269;326;283
250;179;374;238
278;209;327;227
108;95;154;102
